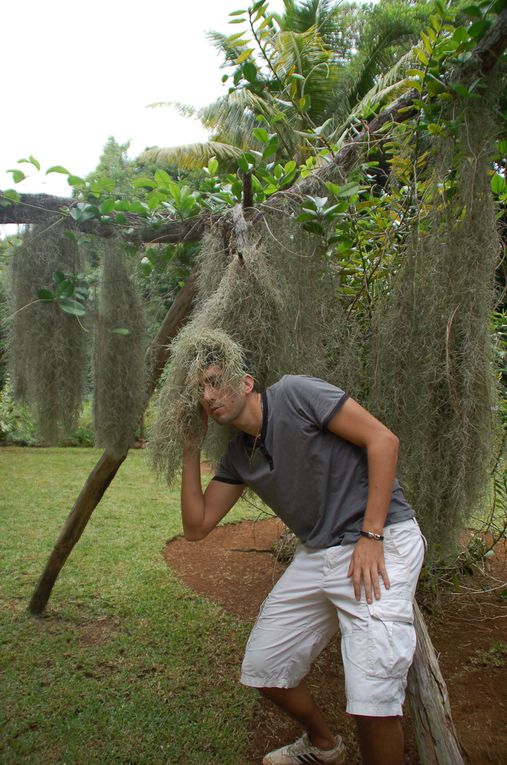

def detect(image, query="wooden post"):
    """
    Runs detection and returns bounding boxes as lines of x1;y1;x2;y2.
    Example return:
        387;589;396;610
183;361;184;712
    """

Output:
408;601;465;765
28;270;197;614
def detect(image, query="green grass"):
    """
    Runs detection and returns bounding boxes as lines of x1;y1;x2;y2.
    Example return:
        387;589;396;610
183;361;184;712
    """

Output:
0;448;261;764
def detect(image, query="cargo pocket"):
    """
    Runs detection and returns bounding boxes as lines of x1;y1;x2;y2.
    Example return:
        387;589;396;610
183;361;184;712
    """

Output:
366;598;415;679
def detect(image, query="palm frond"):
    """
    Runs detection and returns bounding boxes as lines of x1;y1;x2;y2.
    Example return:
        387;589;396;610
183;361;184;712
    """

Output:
206;30;248;67
330;47;418;147
147;101;200;119
139;141;244;171
273;27;341;124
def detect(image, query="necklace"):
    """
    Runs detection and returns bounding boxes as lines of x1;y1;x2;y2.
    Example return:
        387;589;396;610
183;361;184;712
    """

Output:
248;395;263;463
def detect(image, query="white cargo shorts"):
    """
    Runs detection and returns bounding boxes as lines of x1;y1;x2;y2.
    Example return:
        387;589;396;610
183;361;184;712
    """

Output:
240;518;425;717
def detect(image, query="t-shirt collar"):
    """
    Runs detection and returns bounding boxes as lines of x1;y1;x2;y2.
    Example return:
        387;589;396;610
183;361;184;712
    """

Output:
242;390;269;445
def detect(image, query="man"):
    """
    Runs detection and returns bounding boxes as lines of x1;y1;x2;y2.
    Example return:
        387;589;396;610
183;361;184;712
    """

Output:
181;359;424;765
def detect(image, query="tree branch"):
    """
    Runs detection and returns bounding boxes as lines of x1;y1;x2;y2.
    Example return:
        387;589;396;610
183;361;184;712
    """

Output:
2;9;505;242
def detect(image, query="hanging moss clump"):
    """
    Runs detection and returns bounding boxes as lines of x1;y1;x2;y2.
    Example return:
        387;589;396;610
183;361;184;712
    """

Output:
369;88;501;562
151;205;348;483
93;243;146;457
8;223;88;443
150;327;249;483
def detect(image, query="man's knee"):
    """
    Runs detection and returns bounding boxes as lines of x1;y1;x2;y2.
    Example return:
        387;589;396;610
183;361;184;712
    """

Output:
353;714;402;733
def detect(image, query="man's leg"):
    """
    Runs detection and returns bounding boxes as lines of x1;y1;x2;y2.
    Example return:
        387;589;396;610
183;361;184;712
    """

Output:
260;681;336;750
354;715;403;765
328;520;424;764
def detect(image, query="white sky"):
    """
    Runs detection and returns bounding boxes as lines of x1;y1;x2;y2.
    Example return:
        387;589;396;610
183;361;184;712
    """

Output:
0;0;285;199
1;0;374;207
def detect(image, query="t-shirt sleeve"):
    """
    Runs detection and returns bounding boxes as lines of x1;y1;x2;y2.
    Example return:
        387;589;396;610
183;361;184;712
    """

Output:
213;446;244;486
283;375;349;429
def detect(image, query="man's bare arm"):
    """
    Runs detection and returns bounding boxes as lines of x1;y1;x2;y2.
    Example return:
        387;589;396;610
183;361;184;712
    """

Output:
181;447;245;541
327;398;400;603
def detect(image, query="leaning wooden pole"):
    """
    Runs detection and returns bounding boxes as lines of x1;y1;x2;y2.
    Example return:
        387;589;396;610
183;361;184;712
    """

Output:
28;270;197;615
408;602;465;765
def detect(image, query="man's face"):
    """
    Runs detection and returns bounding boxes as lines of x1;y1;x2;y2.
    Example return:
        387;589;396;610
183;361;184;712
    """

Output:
198;365;248;426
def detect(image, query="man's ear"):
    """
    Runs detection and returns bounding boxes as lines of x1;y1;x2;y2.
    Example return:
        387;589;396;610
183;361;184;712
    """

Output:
243;374;255;395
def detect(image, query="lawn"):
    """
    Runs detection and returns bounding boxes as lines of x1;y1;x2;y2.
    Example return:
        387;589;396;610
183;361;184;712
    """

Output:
0;447;261;765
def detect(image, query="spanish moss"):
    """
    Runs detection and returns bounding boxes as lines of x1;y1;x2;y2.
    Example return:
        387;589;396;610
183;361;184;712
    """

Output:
8;223;87;443
93;243;146;457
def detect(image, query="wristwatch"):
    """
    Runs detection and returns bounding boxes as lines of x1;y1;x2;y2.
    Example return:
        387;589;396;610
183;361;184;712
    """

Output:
360;530;384;541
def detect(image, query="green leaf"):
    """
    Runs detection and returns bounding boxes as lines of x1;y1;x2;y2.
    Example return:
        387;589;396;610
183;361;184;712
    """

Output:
154;168;173;188
18;155;41;171
45;165;70;175
140;257;153;276
226;33;249;44
129;200;149;215
462;5;483;17
1;189;21;204
37;289;54;301
427;122;446;136
491;173;507;194
251;0;266;12
55;279;75;299
243;61;257;82
324;182;342;195
262;136;279;160
302;221;324;236
133;177;157;189
69;203;99;222
253;127;269;143
208;157;219;175
100;199;115;215
284;161;296;174
468;19;490;38
229;9;247;15
451;83;472;97
52;271;66;284
111;327;130;335
452;26;470;43
67;175;86;187
74;287;89;301
237;154;252;173
310;196;328;210
236;48;254;64
337;183;362;198
8;169;26;184
58;298;86;316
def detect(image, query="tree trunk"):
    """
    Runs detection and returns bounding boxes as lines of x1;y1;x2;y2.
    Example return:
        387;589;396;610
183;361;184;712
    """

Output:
408;602;465;765
28;269;197;615
28;451;128;614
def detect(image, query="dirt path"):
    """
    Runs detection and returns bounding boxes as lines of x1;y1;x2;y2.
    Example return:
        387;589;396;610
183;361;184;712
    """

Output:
164;518;506;765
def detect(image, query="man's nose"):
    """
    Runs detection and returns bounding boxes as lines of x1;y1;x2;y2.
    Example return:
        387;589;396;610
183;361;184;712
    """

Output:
202;384;214;403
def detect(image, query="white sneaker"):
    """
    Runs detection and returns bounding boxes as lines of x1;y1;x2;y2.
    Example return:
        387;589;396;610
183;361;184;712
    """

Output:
262;733;346;764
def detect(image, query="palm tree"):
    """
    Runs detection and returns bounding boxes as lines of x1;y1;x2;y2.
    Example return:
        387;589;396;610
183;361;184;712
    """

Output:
141;0;432;170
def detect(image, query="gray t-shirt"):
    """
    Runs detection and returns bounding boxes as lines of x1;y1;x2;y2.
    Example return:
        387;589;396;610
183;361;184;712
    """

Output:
213;375;415;547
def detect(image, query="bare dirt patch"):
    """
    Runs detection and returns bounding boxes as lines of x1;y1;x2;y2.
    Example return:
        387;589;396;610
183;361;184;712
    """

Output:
165;519;507;765
77;616;120;646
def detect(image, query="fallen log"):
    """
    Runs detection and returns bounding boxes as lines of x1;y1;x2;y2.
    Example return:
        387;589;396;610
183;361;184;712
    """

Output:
408;602;465;765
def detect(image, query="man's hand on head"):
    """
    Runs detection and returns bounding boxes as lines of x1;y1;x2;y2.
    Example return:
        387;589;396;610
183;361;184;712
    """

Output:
183;405;209;456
